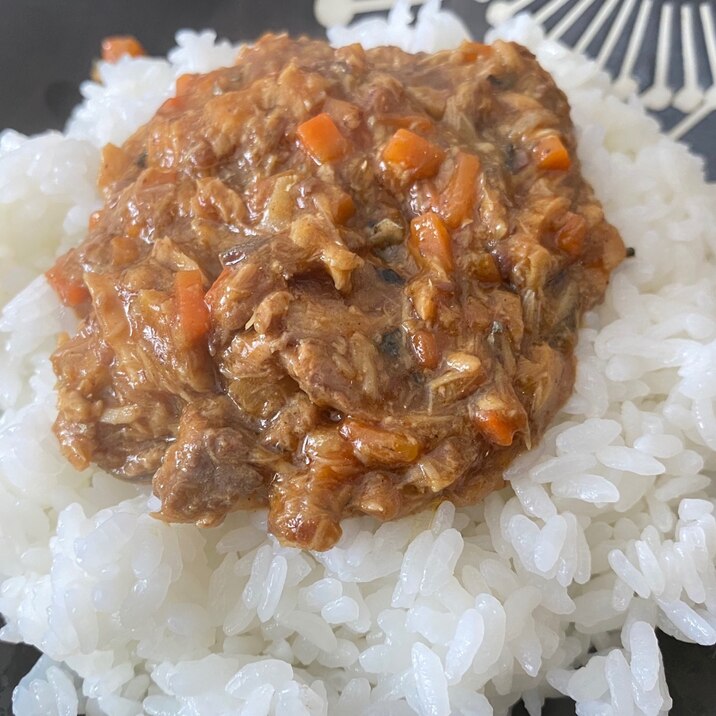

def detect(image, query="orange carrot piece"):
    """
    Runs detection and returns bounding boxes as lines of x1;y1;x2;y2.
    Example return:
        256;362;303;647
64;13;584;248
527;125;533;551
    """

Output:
101;36;146;63
46;262;90;309
410;211;454;274
175;270;210;346
459;41;493;62
439;152;481;228
383;129;445;180
534;135;571;171
157;95;186;115
472;409;520;447
297;113;348;164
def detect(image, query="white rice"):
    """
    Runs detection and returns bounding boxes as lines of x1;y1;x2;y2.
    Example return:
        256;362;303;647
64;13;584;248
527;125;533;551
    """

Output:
2;3;716;715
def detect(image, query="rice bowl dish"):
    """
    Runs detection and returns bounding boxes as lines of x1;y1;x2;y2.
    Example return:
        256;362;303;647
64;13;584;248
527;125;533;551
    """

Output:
1;4;716;716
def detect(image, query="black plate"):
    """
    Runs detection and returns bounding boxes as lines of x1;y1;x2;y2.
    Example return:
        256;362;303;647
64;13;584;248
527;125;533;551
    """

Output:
0;1;714;714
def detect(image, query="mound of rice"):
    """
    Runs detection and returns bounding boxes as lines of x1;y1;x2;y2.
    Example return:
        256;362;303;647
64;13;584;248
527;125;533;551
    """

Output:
2;4;716;715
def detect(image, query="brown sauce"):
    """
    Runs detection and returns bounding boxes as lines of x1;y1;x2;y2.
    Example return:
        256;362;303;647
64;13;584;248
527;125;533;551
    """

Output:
47;35;625;550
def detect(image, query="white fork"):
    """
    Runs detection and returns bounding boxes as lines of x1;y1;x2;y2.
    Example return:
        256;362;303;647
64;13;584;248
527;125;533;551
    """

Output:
673;3;704;113
641;2;674;112
613;0;653;99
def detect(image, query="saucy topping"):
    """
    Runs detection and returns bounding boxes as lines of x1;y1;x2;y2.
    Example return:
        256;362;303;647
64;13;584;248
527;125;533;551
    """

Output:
47;35;625;550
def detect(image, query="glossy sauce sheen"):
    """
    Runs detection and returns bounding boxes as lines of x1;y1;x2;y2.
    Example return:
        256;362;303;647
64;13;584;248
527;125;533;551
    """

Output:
47;36;625;550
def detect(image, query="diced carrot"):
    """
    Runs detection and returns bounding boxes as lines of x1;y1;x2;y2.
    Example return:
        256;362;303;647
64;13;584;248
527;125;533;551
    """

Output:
472;409;520;447
470;389;528;447
409;211;454;274
175;270;210;346
297;113;348;164
157;95;186;115
555;212;587;256
409;330;440;370
53;278;89;309
459;40;493;62
383;129;445;180
438;152;481;228
46;259;90;309
314;187;355;225
534;135;571;171
101;36;146;63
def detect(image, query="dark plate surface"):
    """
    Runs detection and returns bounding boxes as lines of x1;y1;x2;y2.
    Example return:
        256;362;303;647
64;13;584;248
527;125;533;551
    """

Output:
0;1;714;714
